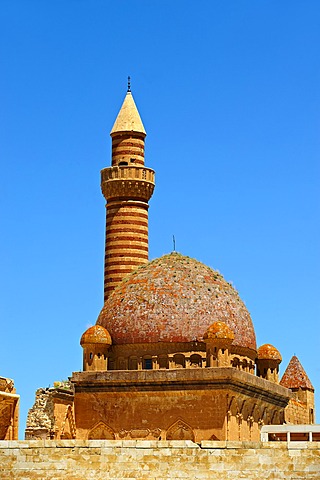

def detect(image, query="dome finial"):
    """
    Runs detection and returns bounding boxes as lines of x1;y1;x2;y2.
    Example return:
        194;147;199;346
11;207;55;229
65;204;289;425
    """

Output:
127;75;131;92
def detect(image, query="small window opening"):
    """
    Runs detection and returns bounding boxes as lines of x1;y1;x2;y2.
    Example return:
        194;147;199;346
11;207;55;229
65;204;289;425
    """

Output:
144;358;152;370
310;409;314;423
119;161;128;166
130;158;135;163
89;353;93;359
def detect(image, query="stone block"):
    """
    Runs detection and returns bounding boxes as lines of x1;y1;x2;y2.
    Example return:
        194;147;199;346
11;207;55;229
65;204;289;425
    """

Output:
201;440;227;449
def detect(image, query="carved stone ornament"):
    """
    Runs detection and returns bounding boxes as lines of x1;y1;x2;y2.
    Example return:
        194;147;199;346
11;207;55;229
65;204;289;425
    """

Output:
166;419;195;441
60;405;76;439
88;422;115;440
118;428;161;440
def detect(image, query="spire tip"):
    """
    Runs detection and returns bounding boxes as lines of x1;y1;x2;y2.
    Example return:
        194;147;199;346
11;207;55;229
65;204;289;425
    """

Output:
127;76;131;92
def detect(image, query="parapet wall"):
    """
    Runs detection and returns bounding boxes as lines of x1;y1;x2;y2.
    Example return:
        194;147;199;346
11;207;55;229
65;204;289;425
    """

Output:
0;440;319;479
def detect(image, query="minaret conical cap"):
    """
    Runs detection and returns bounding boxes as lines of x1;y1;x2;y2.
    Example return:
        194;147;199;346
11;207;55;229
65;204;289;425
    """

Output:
110;91;146;136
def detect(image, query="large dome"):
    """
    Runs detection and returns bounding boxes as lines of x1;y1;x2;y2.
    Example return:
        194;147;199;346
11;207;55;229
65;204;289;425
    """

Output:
97;253;257;351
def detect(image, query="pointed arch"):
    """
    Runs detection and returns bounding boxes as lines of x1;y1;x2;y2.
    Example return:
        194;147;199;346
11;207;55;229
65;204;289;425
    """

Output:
189;354;202;368
228;396;238;416
240;400;251;421
262;407;270;425
88;421;115;440
270;409;280;424
166;419;195;441
252;403;261;423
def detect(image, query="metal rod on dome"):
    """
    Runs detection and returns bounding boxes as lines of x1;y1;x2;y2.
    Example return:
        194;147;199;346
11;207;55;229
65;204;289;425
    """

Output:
127;76;131;92
173;235;176;251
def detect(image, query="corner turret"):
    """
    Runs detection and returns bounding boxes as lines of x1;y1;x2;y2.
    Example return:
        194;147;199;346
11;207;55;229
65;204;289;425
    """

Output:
280;355;315;424
80;325;112;371
204;321;234;367
257;344;282;383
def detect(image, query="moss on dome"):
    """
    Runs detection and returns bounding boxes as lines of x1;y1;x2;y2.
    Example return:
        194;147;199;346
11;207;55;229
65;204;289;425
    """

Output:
80;325;112;346
204;321;235;341
97;252;256;351
257;344;282;361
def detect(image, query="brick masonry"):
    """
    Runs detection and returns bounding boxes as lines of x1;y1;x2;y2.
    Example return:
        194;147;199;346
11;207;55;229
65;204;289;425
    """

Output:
0;440;319;479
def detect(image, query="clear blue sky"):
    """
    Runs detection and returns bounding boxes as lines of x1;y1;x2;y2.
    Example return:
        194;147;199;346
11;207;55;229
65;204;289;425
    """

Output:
1;1;319;438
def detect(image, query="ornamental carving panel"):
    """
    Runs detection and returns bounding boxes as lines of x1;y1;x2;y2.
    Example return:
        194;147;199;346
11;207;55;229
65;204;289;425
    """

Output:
88;422;115;440
118;428;161;440
166;419;195;441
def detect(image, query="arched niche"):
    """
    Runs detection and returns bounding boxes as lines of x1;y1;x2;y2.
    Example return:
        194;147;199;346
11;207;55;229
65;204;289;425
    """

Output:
60;405;76;439
173;354;185;369
190;354;202;368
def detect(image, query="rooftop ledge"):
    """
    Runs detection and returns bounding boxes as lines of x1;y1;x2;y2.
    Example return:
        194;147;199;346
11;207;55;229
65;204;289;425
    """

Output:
71;367;290;407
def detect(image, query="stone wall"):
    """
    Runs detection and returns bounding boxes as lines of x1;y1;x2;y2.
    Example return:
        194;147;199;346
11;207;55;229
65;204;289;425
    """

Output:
284;391;315;425
0;440;319;479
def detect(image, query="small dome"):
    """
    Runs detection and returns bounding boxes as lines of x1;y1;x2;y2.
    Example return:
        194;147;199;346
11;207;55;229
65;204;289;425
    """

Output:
257;344;282;362
204;321;235;341
80;325;112;346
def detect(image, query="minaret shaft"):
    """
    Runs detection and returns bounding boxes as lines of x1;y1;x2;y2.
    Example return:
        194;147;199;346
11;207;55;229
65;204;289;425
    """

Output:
111;133;145;166
101;90;155;301
103;199;149;298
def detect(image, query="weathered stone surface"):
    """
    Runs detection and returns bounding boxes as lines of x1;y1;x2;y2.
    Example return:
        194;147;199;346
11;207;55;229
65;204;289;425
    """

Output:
25;385;75;440
0;441;319;479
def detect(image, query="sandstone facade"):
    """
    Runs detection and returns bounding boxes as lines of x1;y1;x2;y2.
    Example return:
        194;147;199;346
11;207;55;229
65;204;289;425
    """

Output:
72;367;289;442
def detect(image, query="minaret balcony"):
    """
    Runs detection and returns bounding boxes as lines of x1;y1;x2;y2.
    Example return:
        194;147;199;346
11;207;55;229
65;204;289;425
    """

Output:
101;166;155;201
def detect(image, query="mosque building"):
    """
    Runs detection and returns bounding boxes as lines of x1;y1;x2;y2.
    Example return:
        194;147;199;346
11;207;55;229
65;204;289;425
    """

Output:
24;85;315;443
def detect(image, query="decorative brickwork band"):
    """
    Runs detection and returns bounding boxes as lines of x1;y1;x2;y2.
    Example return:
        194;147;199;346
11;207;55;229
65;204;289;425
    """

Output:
111;134;145;166
102;199;151;300
101;166;155;201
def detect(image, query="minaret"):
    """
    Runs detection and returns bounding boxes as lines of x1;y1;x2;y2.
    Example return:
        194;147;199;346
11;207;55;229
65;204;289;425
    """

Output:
101;81;155;301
